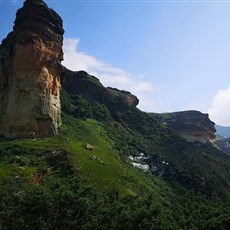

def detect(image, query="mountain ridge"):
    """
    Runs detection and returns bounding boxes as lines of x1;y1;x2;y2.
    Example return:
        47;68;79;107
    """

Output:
60;69;230;198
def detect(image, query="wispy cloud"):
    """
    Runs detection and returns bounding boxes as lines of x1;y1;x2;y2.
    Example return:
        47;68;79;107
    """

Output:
62;38;155;111
208;87;230;126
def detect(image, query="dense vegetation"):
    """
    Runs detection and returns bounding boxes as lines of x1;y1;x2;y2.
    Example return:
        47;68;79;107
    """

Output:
1;72;230;229
1;116;230;229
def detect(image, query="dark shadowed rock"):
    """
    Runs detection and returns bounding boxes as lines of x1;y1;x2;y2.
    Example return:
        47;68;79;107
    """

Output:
61;68;139;109
107;87;139;107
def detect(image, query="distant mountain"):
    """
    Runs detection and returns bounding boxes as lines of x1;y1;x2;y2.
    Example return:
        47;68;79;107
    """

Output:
216;137;230;155
215;125;230;138
215;125;230;155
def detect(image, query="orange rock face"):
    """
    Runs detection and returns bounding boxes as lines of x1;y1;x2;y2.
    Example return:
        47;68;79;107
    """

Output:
0;0;64;138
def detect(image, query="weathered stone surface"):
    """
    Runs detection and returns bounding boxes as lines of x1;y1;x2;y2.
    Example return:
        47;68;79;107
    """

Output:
152;110;216;143
0;0;64;138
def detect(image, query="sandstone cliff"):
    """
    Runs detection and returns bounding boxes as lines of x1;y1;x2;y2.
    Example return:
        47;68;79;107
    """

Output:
0;0;64;138
151;110;216;143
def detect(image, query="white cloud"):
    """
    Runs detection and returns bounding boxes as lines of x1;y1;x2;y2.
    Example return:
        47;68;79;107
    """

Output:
62;38;155;111
208;87;230;126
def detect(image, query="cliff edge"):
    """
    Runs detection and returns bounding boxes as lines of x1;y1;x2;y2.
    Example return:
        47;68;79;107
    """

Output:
151;110;216;143
0;0;64;138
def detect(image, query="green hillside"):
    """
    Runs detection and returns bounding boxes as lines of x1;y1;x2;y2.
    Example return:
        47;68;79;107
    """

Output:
0;70;230;229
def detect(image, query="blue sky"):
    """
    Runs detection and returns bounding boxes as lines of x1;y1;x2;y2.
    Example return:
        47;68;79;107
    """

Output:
1;0;230;125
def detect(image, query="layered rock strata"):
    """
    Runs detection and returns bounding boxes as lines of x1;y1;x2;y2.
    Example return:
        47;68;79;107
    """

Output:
152;110;216;143
0;0;64;138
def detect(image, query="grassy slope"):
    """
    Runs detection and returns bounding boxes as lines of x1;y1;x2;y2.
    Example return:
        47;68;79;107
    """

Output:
0;113;179;229
0;69;230;228
0;113;230;229
60;114;166;196
0;114;167;197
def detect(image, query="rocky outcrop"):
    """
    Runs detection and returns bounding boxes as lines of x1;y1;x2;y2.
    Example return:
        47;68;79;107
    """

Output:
61;68;139;108
107;87;139;107
0;0;64;138
152;110;216;143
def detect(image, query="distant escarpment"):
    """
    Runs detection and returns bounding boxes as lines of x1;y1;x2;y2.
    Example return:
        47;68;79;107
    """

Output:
0;0;64;138
151;110;216;143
